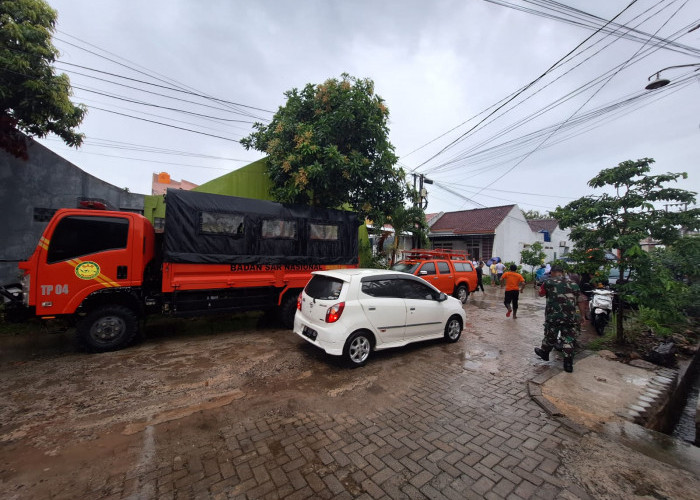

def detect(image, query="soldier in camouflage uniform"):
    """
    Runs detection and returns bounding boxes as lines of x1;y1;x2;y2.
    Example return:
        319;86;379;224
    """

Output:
534;265;586;373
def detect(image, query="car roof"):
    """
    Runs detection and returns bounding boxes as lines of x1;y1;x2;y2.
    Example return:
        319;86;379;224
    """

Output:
311;268;433;285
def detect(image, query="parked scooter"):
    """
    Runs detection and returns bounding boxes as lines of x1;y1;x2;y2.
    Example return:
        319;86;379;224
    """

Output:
590;287;614;336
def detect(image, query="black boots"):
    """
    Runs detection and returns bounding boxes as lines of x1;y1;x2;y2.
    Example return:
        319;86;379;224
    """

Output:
563;356;573;373
534;347;550;361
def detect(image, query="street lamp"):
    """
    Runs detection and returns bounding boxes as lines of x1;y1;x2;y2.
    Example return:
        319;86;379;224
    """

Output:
645;63;700;90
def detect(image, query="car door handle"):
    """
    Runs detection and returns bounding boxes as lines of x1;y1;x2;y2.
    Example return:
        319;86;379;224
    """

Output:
410;307;416;311
368;307;376;310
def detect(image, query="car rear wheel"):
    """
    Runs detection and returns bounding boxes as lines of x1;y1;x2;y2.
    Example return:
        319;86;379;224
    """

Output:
454;284;469;304
344;331;372;367
444;315;463;343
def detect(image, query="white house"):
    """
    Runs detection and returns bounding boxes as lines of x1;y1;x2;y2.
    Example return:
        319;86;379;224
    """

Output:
427;205;572;264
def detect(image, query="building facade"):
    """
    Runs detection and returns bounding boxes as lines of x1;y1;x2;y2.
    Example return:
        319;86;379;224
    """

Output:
0;138;144;284
427;206;571;265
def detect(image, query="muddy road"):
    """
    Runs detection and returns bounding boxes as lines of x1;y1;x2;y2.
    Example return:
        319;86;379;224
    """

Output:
1;286;697;499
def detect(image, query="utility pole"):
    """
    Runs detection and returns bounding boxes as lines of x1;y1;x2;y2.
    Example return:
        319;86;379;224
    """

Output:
411;174;432;248
411;173;433;209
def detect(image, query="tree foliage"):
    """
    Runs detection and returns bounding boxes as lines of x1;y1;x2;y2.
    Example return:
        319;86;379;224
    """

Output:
0;0;86;158
520;241;545;277
241;74;406;222
521;209;548;220
551;158;699;342
386;203;428;266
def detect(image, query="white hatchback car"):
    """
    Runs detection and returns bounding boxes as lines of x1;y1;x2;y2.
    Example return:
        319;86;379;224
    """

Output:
294;269;466;367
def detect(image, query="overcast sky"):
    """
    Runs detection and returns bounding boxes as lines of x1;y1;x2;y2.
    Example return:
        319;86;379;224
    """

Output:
37;0;700;215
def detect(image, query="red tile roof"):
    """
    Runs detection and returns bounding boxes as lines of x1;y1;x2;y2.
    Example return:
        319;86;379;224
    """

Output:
430;205;516;235
527;219;559;233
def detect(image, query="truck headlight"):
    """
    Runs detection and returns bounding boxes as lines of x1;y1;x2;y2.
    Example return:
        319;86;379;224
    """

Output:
21;274;30;306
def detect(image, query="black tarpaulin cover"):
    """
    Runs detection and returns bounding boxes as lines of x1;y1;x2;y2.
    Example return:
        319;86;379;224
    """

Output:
163;189;359;265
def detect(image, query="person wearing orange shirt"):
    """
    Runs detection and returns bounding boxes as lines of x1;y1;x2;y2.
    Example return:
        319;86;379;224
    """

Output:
502;264;525;318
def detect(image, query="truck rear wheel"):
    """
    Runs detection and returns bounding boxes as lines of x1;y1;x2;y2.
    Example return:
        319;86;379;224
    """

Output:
279;292;299;330
454;284;469;304
78;305;139;352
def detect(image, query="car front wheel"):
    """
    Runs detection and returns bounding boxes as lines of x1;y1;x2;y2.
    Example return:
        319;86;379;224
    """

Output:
444;315;463;343
344;331;372;367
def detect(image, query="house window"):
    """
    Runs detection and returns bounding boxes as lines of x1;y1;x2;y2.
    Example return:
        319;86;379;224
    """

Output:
433;242;452;251
153;217;165;233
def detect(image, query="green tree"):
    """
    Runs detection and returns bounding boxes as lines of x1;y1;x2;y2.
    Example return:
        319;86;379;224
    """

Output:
1;0;86;158
521;209;548;220
551;158;699;342
386;203;428;266
241;74;406;222
520;241;545;284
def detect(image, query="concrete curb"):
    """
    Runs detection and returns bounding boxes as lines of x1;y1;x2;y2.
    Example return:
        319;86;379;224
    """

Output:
528;350;593;436
529;345;700;439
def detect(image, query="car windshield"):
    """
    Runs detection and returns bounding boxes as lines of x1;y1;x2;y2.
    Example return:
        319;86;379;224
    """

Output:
305;276;344;300
391;262;420;274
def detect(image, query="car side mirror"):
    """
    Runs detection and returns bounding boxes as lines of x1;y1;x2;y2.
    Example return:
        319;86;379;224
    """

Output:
419;270;428;276
438;292;447;302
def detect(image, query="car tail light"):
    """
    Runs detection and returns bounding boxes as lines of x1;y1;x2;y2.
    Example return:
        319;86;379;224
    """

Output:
325;302;345;323
297;291;303;310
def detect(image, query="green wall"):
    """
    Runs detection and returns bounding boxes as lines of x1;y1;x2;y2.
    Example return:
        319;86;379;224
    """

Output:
144;157;370;265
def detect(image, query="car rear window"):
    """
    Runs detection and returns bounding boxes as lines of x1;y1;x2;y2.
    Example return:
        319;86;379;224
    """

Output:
305;275;345;300
453;262;474;272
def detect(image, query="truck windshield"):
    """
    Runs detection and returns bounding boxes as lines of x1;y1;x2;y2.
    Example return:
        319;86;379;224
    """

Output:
391;262;420;274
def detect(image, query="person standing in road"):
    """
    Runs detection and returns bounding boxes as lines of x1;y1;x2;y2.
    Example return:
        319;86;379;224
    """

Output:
489;261;498;286
495;261;506;287
534;265;587;373
476;262;485;293
501;264;525;318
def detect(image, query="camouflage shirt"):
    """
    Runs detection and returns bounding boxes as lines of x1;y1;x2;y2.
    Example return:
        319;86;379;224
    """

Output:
541;275;582;324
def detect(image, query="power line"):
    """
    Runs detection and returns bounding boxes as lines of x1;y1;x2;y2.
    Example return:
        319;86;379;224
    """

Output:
54;32;274;119
472;0;691;196
89;106;241;142
412;0;641;170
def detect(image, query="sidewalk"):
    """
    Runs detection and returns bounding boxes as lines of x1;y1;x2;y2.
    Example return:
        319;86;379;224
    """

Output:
527;333;700;476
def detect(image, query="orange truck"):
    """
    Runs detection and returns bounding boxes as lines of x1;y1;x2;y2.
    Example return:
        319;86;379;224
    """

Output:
391;249;477;303
2;189;358;352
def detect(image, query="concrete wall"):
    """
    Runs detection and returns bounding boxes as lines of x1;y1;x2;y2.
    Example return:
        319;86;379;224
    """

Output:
540;226;572;262
492;207;536;263
0;138;144;284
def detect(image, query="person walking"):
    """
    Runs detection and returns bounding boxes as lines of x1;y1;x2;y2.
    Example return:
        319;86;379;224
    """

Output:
501;264;525;318
534;265;587;373
489;261;498;287
495;261;506;287
475;262;485;293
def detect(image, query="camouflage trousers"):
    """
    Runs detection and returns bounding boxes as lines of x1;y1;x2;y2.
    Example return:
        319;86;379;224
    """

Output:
541;321;579;358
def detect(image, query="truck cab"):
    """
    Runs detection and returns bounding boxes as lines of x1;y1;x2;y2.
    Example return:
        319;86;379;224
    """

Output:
19;209;155;319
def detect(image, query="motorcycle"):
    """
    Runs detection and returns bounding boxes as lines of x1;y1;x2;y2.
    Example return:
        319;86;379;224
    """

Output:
590;288;614;336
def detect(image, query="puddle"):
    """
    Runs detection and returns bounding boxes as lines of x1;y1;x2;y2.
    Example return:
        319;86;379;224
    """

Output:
463;347;501;372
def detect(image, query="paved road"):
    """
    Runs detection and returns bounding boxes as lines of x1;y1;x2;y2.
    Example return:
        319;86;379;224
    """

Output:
0;285;654;499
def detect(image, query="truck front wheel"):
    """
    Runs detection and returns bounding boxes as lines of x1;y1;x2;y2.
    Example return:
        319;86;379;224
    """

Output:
78;305;139;352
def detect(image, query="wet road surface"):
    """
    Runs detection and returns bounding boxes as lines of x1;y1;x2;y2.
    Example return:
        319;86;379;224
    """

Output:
1;285;697;499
